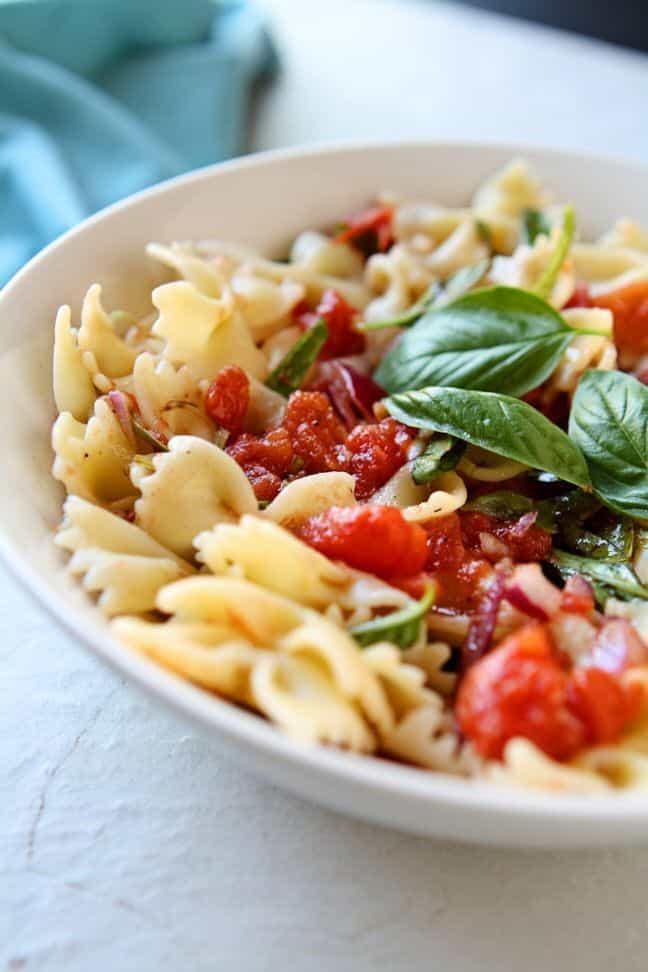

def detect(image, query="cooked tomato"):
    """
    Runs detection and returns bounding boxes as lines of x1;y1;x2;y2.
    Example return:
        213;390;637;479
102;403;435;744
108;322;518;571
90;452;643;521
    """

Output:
456;624;587;760
282;390;349;475
346;418;412;499
297;504;428;579
459;510;552;562
566;667;643;745
294;289;365;359
226;427;293;501
593;278;648;353
205;365;250;434
333;204;394;255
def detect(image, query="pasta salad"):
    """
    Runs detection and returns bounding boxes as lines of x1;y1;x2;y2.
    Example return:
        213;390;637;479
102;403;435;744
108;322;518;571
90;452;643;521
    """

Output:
51;159;648;794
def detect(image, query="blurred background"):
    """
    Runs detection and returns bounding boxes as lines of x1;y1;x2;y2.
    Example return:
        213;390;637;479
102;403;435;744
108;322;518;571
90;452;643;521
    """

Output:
3;0;648;286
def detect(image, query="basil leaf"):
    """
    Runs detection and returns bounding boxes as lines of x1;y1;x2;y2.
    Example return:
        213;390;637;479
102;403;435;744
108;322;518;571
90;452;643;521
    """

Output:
360;259;489;332
265;320;328;397
552;550;648;604
558;513;633;562
374;286;574;397
411;435;466;484
521;209;551;245
350;586;435;649
569;370;648;521
386;386;591;488
534;205;575;300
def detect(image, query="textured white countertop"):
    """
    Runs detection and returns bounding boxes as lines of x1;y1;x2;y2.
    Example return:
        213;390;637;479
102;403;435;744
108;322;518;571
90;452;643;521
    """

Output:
5;1;648;969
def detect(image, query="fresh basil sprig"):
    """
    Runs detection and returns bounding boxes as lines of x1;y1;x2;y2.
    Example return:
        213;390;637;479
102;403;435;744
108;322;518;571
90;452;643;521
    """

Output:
350;586;435;649
411;435;466;484
552;550;648;605
521;209;551;245
360;259;489;332
533;205;575;300
265;320;328;397
374;286;578;397
386;386;591;488
569;370;648;522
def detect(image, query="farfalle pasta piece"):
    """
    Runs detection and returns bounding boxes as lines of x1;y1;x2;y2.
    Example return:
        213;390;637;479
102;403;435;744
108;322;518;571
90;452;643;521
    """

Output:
67;548;185;617
53;305;97;421
473;158;548;221
394;202;517;255
370;467;467;523
488;738;610;793
55;495;192;616
52;396;137;504
152;280;267;381
114;614;263;701
263;472;357;528
132;436;258;559
423;220;489;279
489;228;575;309
380;701;479;774
402;641;457;696
279;615;394;737
56;495;191;567
290;230;364;279
570;243;648;284
363;643;436;719
250;653;376;751
131;352;214;440
230;272;305;341
364;244;431;323
195;515;349;609
549;308;617;396
147;241;228;297
77;284;138;379
599;219;648;253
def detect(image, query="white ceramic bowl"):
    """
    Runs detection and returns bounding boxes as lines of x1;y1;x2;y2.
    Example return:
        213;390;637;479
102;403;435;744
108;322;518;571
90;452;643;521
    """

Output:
4;141;648;848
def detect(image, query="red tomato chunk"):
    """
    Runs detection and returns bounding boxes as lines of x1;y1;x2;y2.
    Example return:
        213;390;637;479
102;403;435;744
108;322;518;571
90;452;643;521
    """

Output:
456;623;643;761
205;365;250;434
294;289;366;359
333;205;394;254
282;390;349;475
297;505;428;580
460;510;552;562
594;278;648;354
226;428;293;502
346;418;412;499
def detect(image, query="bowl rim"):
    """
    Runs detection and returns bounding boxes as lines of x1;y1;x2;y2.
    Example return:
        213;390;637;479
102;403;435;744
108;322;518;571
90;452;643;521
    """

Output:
4;137;648;835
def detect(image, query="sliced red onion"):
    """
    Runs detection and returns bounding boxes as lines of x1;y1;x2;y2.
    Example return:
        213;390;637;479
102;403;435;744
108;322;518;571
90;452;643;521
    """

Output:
316;361;385;427
508;510;538;538
589;619;648;673
503;563;562;621
107;390;136;447
562;574;595;610
462;565;506;671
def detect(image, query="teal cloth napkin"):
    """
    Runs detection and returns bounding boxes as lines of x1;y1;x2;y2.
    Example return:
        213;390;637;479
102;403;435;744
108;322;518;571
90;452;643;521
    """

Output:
0;0;277;284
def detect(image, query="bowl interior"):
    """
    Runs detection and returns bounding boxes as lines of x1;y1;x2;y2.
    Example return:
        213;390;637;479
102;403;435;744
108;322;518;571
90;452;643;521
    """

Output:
4;141;648;845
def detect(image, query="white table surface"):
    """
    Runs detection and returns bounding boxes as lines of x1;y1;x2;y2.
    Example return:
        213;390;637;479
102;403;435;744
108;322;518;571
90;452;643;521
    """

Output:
5;1;648;969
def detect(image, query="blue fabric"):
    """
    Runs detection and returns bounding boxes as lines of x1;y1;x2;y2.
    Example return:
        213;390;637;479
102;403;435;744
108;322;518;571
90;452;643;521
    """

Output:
0;0;277;284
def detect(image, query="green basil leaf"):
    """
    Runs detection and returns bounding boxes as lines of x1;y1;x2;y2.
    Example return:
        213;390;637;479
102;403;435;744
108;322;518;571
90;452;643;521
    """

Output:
552;550;648;604
360;259;489;332
386;386;591;488
374;286;574;397
569;369;648;521
350;586;435;649
521;209;551;245
558;513;633;562
411;435;466;484
265;320;328;397
534;205;575;299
